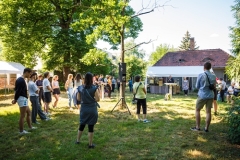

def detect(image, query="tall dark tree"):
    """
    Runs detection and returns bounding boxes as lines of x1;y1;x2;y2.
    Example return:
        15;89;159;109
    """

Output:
179;31;199;50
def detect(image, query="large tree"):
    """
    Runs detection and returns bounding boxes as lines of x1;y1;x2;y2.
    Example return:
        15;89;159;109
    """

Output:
0;0;94;79
179;31;199;50
149;44;175;66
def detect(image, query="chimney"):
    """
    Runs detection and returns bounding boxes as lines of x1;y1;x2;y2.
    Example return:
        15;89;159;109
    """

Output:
190;37;194;50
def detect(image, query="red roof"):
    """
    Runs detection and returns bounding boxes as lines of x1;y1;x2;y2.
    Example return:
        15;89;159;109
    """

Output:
153;49;231;68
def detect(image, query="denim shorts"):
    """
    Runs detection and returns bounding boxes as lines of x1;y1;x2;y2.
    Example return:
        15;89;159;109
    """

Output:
17;96;28;107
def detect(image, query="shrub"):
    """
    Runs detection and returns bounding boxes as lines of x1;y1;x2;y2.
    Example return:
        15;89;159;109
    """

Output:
228;96;240;144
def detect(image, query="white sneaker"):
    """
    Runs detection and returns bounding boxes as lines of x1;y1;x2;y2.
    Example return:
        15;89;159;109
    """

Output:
19;130;30;134
46;112;51;116
143;119;151;123
44;117;51;121
30;126;37;130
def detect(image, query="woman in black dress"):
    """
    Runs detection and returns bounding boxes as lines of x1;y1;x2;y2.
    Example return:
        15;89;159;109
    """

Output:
75;72;100;148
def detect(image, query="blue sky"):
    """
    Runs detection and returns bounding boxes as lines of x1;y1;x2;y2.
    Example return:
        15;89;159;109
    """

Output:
97;0;236;58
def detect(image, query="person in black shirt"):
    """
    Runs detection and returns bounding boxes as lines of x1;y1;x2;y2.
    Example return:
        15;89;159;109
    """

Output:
167;75;174;83
12;68;36;134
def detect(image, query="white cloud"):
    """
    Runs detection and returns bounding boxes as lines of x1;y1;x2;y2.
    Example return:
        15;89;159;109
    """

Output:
210;33;220;38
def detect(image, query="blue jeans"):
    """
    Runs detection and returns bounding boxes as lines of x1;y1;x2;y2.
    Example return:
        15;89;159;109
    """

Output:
67;88;73;107
30;96;47;122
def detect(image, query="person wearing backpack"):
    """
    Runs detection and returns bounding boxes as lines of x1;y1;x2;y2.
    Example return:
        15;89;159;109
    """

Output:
191;62;216;132
133;75;150;123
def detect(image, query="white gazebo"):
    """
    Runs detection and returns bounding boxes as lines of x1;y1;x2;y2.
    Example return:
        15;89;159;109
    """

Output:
0;61;25;95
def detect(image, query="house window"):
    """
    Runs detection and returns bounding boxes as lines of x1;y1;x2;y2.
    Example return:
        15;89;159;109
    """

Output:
178;59;186;62
201;57;214;62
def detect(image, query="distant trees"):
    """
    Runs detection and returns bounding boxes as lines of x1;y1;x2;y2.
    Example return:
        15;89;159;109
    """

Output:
149;44;175;66
179;31;199;50
226;1;240;80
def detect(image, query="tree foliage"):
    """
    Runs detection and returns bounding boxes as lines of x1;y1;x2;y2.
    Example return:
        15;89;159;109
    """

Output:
72;0;143;49
230;1;240;56
80;48;111;75
179;31;199;50
149;44;175;66
226;56;240;81
125;55;147;79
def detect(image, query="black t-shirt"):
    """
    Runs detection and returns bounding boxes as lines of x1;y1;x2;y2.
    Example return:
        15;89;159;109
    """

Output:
35;80;43;90
14;77;28;100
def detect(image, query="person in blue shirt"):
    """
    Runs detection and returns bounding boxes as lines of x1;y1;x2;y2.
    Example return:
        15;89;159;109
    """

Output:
191;62;216;132
128;79;133;92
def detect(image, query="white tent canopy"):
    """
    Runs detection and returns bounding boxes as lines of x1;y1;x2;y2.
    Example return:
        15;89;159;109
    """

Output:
146;66;205;77
0;61;25;74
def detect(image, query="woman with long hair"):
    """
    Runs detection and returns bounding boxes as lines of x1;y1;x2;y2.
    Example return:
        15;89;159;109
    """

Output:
73;73;83;109
52;75;60;108
76;72;100;148
65;74;74;110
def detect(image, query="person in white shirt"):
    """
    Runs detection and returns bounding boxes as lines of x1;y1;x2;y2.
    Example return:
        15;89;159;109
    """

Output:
43;72;53;115
65;74;74;110
52;75;60;108
227;82;235;103
219;78;226;102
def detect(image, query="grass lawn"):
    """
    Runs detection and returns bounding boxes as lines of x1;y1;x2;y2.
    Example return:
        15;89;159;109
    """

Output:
0;91;240;160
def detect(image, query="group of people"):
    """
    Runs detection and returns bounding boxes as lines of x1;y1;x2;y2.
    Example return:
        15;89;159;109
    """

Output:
14;62;235;148
12;69;51;134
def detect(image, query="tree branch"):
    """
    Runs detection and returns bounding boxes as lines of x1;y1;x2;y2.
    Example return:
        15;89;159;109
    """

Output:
131;0;174;18
124;38;157;52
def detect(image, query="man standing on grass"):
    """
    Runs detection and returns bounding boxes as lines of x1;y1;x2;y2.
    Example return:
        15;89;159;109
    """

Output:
43;72;53;116
12;68;37;134
191;62;216;132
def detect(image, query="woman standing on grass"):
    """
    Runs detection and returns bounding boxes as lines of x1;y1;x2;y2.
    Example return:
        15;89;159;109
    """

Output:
75;72;100;149
52;75;60;108
182;77;189;96
73;73;83;109
65;74;74;110
133;75;150;123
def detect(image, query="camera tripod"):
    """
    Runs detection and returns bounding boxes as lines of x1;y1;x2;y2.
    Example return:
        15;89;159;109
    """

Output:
111;97;131;115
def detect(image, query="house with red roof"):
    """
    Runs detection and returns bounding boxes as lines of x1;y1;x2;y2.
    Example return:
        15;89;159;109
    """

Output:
146;41;232;93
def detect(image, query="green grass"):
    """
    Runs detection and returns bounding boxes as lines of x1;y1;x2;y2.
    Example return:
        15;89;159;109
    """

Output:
0;92;239;160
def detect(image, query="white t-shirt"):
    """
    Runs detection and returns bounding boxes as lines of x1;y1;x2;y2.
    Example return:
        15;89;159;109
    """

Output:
43;78;51;92
74;80;82;89
228;86;234;94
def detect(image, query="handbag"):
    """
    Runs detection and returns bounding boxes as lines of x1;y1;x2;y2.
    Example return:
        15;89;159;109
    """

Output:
204;72;215;90
85;87;100;108
132;82;142;104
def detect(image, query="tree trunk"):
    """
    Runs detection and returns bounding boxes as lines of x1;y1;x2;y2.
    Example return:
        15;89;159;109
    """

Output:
63;51;71;81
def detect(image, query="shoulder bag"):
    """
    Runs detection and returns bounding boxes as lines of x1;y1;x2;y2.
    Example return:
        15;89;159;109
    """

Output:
132;82;142;104
204;72;215;90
